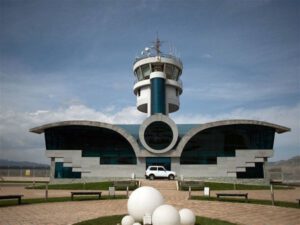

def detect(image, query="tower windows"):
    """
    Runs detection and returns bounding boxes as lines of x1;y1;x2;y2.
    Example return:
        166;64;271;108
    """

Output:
136;68;143;81
141;64;151;78
135;63;181;82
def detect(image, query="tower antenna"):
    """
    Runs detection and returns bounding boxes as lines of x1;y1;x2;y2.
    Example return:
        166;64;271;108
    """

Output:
151;33;163;56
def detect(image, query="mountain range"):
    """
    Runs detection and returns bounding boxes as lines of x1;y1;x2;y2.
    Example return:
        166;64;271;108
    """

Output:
0;159;49;168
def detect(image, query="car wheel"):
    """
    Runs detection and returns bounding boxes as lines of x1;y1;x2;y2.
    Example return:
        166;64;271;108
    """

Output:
149;174;155;180
168;174;175;180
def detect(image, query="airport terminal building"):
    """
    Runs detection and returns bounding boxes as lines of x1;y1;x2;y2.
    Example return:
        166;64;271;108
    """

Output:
30;39;290;180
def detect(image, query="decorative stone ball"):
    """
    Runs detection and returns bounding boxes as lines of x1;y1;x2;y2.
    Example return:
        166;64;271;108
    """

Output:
121;215;135;225
132;223;141;225
152;204;181;225
127;186;164;222
179;208;196;225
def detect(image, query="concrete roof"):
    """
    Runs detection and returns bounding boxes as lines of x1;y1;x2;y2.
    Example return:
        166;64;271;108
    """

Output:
30;119;290;134
176;119;290;156
30;120;140;156
30;119;290;157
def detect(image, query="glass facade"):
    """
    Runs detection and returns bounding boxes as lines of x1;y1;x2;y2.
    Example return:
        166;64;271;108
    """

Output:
146;157;171;170
141;64;151;79
165;63;180;80
43;123;277;179
54;162;81;178
45;126;137;165
144;121;173;150
134;63;181;82
237;163;264;179
180;125;275;165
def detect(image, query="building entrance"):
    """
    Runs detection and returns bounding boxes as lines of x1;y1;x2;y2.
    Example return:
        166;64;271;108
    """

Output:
146;157;171;170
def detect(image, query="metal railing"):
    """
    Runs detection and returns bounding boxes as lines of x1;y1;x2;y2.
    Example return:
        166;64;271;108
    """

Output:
134;53;182;65
0;167;50;177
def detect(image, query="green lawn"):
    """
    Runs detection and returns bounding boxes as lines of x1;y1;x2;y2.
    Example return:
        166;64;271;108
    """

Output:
191;196;300;209
0;195;127;207
27;181;138;190
179;181;291;191
0;180;46;184
0;180;45;184
73;214;237;225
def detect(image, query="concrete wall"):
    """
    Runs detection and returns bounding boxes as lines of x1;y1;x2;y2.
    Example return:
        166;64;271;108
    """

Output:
47;149;273;181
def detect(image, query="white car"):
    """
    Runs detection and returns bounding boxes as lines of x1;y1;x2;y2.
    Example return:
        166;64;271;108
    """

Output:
145;166;176;180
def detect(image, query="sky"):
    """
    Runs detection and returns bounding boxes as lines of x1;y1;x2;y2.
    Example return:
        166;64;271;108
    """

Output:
0;0;299;164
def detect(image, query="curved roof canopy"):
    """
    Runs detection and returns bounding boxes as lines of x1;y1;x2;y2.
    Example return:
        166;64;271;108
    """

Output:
176;119;290;155
30;119;290;157
30;120;140;156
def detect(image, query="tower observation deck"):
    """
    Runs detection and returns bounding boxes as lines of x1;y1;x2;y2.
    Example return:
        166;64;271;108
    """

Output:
133;38;183;116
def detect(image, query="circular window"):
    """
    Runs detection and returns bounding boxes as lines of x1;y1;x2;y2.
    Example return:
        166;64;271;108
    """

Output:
144;121;173;150
139;114;178;154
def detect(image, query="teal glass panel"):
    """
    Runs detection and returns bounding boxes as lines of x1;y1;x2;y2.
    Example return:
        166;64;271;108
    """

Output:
54;162;81;178
82;150;101;157
180;125;275;167
151;77;166;115
146;157;171;170
54;162;63;178
237;163;264;179
45;126;137;165
117;124;140;139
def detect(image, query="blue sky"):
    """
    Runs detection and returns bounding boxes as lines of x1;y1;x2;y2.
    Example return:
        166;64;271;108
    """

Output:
0;0;299;163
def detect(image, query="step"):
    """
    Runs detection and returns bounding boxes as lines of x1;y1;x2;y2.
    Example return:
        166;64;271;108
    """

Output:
141;179;177;190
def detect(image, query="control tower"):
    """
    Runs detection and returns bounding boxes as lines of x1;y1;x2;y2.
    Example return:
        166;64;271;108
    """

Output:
134;38;183;154
133;38;183;116
30;37;290;180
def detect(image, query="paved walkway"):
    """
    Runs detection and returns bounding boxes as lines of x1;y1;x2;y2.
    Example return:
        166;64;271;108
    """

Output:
0;181;299;225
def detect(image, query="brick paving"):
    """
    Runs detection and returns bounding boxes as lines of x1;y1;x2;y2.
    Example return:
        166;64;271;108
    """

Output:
0;181;299;225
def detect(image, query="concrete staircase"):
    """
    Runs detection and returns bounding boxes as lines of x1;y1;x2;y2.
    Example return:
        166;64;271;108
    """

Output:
141;179;177;190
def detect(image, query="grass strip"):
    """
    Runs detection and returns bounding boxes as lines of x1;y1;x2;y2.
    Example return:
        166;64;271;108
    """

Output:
191;196;300;209
180;181;291;191
0;181;46;184
0;195;127;207
73;214;237;225
26;181;138;190
26;181;290;191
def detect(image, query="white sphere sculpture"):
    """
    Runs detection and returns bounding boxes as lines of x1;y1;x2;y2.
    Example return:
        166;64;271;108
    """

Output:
121;215;135;225
152;204;181;225
127;186;164;222
179;208;196;225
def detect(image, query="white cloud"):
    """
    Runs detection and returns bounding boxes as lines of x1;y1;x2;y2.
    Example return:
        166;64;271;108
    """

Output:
172;103;300;161
26;104;146;125
0;104;146;163
0;103;299;163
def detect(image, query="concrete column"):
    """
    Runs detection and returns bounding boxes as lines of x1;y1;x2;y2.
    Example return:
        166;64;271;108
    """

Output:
50;157;55;181
263;157;269;183
171;157;181;175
